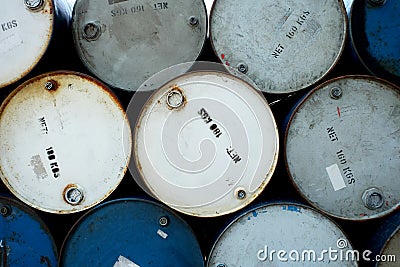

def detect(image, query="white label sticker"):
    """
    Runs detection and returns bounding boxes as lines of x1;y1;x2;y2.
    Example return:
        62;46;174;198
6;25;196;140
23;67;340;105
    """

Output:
157;229;168;239
113;255;140;267
326;164;346;191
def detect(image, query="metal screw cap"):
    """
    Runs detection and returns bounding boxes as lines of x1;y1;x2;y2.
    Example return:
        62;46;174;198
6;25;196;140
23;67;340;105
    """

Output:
45;81;54;90
83;22;102;41
216;264;226;267
330;87;343;99
362;188;384;210
189;16;199;26
159;216;169;227
237;63;248;74
0;205;11;217
64;186;84;206
166;89;184;109
24;0;44;10
236;189;246;200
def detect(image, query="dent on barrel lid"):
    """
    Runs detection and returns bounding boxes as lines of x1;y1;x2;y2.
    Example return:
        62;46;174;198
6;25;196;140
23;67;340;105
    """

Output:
59;198;204;266
350;0;400;83
0;71;132;214
0;0;54;89
0;196;58;266
72;0;207;91
207;202;356;266
134;71;279;217
285;76;400;220
210;0;347;93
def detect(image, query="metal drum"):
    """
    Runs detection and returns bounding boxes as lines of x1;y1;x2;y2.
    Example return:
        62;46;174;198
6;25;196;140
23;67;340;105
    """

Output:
350;0;400;84
0;71;131;214
0;196;58;266
133;70;279;217
207;202;357;266
285;76;400;220
210;0;347;94
59;198;204;266
0;0;75;89
72;0;207;91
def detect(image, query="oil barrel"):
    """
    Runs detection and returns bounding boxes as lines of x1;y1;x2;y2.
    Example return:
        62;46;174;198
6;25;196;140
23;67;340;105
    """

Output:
0;71;131;214
207;202;357;266
133;70;279;217
59;198;204;266
0;196;58;266
0;0;76;89
285;76;400;221
350;0;400;84
72;0;207;91
210;0;347;93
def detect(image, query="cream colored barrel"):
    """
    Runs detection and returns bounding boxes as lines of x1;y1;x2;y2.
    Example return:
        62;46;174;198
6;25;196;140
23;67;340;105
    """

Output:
0;71;131;213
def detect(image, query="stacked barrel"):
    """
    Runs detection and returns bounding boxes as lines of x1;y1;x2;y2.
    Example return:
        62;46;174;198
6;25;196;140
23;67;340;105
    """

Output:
0;0;398;266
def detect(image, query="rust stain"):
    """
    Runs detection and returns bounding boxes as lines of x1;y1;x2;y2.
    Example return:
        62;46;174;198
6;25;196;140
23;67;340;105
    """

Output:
166;85;186;110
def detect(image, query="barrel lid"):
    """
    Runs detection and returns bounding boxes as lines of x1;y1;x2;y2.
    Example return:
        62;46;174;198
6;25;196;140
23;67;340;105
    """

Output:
350;0;400;83
210;0;347;94
0;71;131;214
285;76;400;220
72;0;207;91
0;196;58;266
0;0;54;88
59;198;204;266
207;202;356;266
134;70;279;217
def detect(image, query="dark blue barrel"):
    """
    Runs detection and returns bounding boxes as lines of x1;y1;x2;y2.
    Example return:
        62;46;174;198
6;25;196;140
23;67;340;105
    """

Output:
0;196;58;266
60;198;204;266
350;0;400;84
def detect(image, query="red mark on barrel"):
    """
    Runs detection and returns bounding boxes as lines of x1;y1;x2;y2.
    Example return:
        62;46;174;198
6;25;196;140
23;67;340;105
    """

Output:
221;54;225;59
225;61;230;66
337;107;341;118
386;201;389;206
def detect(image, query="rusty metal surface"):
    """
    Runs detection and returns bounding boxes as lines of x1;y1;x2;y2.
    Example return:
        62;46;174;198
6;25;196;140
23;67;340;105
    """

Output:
210;0;347;93
134;70;279;217
285;76;400;221
0;71;132;214
72;0;207;91
0;196;58;266
0;0;54;89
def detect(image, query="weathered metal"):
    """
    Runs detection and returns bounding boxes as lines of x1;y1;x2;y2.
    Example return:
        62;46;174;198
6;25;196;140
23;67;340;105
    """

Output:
59;198;204;266
285;76;400;220
0;71;131;214
134;70;279;217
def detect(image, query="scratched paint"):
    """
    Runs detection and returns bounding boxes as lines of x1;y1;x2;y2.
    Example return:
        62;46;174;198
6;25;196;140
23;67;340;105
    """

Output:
285;76;400;221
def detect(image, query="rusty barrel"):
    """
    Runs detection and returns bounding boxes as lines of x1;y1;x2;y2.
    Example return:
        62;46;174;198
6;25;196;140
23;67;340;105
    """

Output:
131;69;279;217
285;76;400;221
0;71;131;214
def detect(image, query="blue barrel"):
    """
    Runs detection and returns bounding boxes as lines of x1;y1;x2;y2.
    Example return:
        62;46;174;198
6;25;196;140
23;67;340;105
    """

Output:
0;196;58;266
350;0;400;84
60;198;204;266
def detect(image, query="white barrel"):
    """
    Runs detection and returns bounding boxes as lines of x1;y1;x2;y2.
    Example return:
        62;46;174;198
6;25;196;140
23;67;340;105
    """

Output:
210;0;347;93
0;71;131;213
285;76;400;220
133;70;279;217
0;0;54;88
72;0;207;91
207;202;357;266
